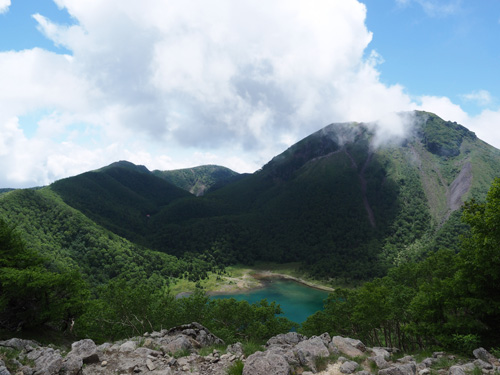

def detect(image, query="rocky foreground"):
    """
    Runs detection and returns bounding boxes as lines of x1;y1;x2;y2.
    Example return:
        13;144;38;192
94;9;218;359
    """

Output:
0;322;499;375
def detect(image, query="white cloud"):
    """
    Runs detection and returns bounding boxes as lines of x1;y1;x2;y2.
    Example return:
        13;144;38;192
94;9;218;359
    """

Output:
461;90;493;107
467;109;500;148
1;0;489;189
416;94;500;151
416;95;469;124
396;0;462;17
0;0;10;14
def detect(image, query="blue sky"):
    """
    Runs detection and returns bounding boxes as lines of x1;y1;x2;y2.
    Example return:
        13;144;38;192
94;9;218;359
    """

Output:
1;0;499;188
362;0;500;115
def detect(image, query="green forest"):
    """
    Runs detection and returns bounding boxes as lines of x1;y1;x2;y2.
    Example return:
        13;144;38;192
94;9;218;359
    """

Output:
1;112;500;355
1;178;500;352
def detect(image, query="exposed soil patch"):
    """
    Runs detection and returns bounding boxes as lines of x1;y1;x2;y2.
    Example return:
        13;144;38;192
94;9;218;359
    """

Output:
447;161;472;212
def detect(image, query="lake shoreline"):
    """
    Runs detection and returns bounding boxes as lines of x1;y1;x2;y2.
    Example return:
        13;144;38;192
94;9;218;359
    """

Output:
175;270;334;298
250;271;335;293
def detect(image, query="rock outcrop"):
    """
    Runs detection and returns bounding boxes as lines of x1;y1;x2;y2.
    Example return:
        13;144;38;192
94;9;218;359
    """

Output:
0;324;499;375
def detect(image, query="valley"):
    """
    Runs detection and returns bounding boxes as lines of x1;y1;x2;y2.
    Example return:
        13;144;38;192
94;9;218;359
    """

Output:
1;111;500;358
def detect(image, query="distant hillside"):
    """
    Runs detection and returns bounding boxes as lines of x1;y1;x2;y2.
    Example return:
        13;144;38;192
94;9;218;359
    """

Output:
144;111;500;278
2;111;500;282
153;165;240;196
50;162;191;243
0;188;189;286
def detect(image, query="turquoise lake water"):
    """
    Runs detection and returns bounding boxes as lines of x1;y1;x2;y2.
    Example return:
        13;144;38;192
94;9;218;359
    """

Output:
212;278;330;323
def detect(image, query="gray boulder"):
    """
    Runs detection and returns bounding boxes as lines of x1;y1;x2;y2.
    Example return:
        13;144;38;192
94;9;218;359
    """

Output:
0;338;38;351
243;351;291;375
160;334;194;354
294;336;330;372
165;322;224;347
227;342;244;357
67;339;99;364
332;336;365;357
372;347;391;360
473;348;499;366
266;332;306;347
379;362;417;375
26;347;63;375
449;365;467;375
397;355;415;364
119;340;137;352
267;346;300;367
420;357;438;368
474;359;493;370
0;360;10;375
340;360;360;374
61;355;83;375
371;355;391;369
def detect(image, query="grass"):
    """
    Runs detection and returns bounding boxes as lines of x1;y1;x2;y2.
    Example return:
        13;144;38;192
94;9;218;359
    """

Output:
169;261;335;296
199;344;227;357
466;366;483;375
226;360;244;375
241;341;264;357
0;347;35;372
172;348;191;358
430;356;458;370
315;353;341;372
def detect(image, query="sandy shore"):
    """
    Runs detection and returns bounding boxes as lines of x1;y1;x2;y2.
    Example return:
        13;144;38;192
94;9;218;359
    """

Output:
174;267;335;298
251;271;335;292
207;269;334;296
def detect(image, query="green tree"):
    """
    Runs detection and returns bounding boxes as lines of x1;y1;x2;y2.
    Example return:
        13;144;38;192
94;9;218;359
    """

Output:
0;217;87;331
459;178;500;345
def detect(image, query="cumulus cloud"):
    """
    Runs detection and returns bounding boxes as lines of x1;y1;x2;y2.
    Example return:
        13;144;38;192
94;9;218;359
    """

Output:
461;90;493;107
396;0;462;16
0;0;10;14
0;0;493;188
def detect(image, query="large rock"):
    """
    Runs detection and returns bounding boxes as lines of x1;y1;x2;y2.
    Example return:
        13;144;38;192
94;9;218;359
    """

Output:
165;322;224;347
160;334;194;354
119;340;137;352
294;337;330;372
0;338;38;351
243;350;291;375
473;348;499;366
68;339;100;364
227;342;244;357
0;360;10;375
266;332;307;347
340;360;360;374
332;336;365;358
371;355;391;369
26;347;63;375
371;347;391;360
379;362;417;375
449;365;467;375
61;355;83;375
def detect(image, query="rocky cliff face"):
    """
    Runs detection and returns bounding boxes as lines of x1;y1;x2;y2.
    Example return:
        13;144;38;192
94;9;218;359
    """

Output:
0;323;498;375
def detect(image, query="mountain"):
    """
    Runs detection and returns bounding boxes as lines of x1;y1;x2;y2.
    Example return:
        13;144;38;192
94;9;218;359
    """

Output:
2;111;500;282
143;111;500;278
0;188;191;287
49;161;192;243
152;165;241;196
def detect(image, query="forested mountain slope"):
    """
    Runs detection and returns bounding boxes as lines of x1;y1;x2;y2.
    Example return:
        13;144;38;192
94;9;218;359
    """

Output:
0;188;216;287
3;111;500;282
153;165;241;196
145;111;500;278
